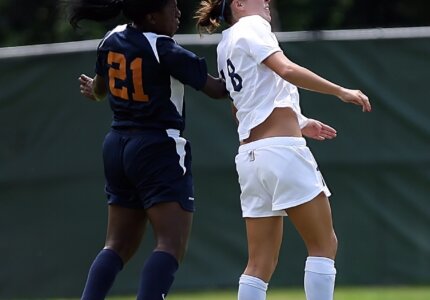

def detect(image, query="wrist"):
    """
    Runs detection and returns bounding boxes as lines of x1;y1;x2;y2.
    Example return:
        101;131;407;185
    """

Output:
333;85;343;98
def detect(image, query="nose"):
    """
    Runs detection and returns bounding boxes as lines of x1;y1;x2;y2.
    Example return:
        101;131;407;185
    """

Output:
177;8;181;18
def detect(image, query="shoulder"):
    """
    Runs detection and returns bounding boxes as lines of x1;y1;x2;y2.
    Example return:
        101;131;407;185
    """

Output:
156;35;181;52
236;15;272;33
143;32;174;46
143;33;189;55
229;15;274;47
138;33;195;63
155;35;200;61
235;16;280;62
98;24;128;49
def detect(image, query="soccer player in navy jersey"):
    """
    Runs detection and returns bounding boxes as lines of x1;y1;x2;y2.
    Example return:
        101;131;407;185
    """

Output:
67;0;226;299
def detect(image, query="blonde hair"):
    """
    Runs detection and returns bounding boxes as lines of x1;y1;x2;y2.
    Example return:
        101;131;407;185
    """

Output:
194;0;232;34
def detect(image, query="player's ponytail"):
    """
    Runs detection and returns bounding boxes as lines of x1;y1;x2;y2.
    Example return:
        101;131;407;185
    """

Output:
195;0;232;34
68;0;170;29
68;0;123;29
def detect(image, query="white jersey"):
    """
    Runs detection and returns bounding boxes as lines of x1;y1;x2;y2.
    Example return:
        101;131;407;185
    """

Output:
217;15;308;141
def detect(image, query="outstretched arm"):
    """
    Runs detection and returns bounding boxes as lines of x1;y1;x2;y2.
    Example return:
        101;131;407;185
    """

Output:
263;52;372;112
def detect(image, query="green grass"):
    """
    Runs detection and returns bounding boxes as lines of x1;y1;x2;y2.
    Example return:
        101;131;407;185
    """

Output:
97;286;430;300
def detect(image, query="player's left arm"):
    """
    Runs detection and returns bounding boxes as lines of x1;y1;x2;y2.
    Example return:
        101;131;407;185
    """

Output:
158;37;227;99
202;75;228;99
301;118;337;141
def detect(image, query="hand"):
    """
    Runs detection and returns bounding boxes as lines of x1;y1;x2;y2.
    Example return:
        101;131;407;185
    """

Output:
78;74;97;101
338;87;371;112
302;119;337;141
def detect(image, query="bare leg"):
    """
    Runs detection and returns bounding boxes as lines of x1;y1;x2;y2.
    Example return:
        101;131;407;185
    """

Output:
286;192;338;300
244;216;283;281
81;205;147;300
237;216;283;300
286;192;337;259
146;201;193;262
104;205;148;263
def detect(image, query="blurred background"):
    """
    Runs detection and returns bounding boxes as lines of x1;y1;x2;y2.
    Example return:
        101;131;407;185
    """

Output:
0;0;430;46
0;0;429;299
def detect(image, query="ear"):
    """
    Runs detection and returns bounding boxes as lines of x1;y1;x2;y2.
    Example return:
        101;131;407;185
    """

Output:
232;0;244;10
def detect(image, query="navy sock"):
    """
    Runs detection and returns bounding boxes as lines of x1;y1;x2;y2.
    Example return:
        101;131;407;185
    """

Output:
137;251;179;300
81;248;124;300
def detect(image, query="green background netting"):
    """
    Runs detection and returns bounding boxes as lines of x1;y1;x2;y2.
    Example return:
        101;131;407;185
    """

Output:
0;38;429;298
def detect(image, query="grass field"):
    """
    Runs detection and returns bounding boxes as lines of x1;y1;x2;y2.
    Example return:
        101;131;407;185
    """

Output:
92;286;430;300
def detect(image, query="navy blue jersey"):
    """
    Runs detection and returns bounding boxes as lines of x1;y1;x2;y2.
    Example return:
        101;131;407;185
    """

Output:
95;24;208;131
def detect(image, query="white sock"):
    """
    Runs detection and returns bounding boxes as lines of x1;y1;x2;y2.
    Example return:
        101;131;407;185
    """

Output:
304;256;337;300
238;274;268;300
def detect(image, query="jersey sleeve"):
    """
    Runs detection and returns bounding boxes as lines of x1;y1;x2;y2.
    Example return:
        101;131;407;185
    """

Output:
157;37;208;90
238;16;282;64
95;36;109;76
297;112;310;129
95;51;105;76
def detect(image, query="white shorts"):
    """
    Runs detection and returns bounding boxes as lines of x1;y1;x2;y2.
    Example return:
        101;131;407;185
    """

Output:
235;137;331;218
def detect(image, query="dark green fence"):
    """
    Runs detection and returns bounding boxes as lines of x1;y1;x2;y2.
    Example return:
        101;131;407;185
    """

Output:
0;37;429;299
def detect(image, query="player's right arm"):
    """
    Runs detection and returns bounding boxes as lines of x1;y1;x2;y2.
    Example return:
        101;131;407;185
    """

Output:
78;74;107;101
92;74;107;101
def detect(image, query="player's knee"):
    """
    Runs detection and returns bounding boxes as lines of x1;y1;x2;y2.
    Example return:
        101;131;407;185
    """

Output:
320;231;338;258
245;255;278;282
329;232;338;258
306;231;338;259
105;240;140;264
155;237;189;262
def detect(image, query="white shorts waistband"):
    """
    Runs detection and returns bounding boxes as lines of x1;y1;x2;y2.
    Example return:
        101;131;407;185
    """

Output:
238;136;306;153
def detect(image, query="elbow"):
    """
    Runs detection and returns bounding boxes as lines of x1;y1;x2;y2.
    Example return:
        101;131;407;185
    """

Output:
278;65;296;81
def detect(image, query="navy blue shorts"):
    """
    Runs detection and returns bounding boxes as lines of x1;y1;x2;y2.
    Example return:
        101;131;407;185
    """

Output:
102;128;195;212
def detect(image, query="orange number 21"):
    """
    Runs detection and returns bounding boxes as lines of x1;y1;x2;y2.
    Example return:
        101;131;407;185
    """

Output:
108;51;149;102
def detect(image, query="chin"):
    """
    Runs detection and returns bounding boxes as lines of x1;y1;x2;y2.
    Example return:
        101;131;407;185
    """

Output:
166;28;177;37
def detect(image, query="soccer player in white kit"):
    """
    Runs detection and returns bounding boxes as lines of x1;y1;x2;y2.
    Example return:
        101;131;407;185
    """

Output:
195;1;372;300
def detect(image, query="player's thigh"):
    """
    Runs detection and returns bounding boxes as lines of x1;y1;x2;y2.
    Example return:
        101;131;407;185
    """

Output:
286;192;337;258
146;201;193;262
244;216;283;281
105;204;148;262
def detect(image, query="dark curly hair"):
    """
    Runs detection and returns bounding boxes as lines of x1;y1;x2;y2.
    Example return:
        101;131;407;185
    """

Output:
67;0;170;29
